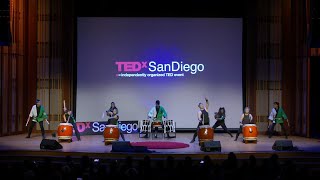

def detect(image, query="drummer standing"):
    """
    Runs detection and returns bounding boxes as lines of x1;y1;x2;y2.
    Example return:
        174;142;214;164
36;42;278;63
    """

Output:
63;110;81;141
25;99;48;139
103;102;125;141
234;107;253;141
147;100;171;138
212;107;233;137
268;102;289;139
190;98;210;143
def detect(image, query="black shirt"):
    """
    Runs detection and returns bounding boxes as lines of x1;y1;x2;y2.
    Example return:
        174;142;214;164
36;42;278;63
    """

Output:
156;106;160;117
201;109;210;125
36;106;40;117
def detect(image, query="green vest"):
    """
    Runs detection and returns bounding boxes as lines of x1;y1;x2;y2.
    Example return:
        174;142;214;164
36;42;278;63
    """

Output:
275;107;288;124
34;106;47;122
155;106;167;121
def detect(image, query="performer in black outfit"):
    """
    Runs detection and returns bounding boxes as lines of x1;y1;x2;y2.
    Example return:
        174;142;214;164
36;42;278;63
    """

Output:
234;107;253;141
190;98;210;143
62;100;81;141
63;110;81;141
105;102;125;141
212;107;233;137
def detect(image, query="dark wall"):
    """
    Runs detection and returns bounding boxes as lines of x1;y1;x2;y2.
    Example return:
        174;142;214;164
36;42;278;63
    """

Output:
310;57;320;138
75;0;244;17
0;0;11;46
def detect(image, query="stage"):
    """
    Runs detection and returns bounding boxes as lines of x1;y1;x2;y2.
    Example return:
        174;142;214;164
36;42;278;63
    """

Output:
1;133;320;160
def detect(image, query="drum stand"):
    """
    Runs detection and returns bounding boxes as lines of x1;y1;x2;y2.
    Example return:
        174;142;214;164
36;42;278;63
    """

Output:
243;137;257;144
139;120;151;138
58;138;72;143
152;124;164;139
163;120;176;138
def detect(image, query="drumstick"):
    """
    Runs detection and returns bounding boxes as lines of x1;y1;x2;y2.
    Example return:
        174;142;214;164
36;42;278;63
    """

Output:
45;119;50;125
26;117;30;126
67;115;70;123
63;100;66;111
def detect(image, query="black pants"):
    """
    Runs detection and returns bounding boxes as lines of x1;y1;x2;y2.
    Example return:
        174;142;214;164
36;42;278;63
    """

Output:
107;119;125;141
191;122;204;141
28;121;45;138
70;121;81;140
235;125;243;140
212;120;233;137
268;123;288;138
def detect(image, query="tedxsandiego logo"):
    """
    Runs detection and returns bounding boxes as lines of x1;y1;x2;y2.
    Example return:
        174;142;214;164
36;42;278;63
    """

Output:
115;61;205;78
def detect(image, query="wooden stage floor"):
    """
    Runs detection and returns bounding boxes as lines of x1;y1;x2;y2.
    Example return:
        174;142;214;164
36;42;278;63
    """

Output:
1;133;320;159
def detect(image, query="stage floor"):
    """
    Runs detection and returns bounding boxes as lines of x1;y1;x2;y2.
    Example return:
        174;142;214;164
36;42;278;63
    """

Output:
1;133;320;159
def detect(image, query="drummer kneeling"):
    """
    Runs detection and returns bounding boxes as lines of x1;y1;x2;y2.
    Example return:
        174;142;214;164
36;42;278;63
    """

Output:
234;107;255;141
63;110;81;141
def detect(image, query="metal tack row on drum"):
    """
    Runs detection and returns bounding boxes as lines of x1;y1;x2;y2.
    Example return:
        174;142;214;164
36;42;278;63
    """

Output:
197;124;258;145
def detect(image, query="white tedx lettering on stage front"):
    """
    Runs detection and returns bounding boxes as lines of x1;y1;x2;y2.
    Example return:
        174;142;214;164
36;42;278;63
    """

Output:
76;121;139;135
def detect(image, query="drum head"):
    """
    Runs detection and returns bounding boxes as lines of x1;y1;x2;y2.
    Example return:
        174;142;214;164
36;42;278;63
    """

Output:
59;123;72;126
243;124;256;127
106;125;118;128
199;125;211;129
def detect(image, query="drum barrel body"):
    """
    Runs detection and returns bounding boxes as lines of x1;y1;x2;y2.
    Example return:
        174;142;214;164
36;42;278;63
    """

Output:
242;124;258;140
198;125;214;144
57;123;73;140
104;125;120;144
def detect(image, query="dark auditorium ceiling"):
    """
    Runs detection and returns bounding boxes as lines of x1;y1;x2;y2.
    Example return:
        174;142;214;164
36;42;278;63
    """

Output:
75;0;245;17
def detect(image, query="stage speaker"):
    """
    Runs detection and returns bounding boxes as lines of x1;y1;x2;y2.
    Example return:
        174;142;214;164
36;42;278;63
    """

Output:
200;141;221;152
111;141;133;152
272;140;293;151
132;146;149;152
40;139;63;150
111;141;149;153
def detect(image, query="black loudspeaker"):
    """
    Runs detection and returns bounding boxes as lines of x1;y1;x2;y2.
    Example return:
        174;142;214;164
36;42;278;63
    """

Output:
111;141;134;152
111;141;149;153
132;146;149;152
272;140;293;151
40;139;63;150
200;141;221;152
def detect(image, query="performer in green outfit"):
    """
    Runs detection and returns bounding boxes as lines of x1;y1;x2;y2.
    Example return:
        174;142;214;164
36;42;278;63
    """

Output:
268;102;290;139
146;100;172;138
25;99;49;139
63;110;81;141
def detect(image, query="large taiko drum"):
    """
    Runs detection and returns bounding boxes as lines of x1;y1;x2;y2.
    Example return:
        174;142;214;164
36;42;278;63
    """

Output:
243;124;258;141
152;120;162;127
198;125;214;144
57;123;73;141
103;125;120;145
